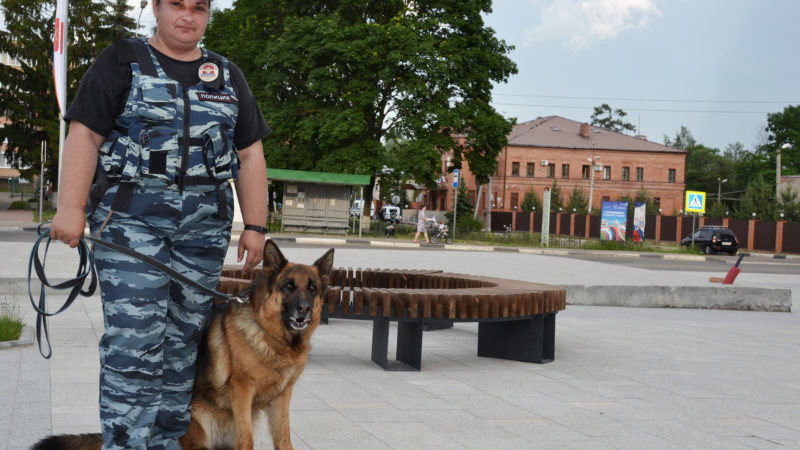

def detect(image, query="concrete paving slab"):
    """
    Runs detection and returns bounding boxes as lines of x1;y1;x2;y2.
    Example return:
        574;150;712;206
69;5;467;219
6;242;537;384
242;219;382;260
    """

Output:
3;229;800;448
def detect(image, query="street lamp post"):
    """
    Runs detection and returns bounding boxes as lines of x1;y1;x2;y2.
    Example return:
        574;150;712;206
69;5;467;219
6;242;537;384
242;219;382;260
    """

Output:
587;155;600;214
779;143;791;200
717;177;727;202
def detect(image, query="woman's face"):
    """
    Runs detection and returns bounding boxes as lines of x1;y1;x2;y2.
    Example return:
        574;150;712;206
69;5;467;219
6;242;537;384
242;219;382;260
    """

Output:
153;0;210;52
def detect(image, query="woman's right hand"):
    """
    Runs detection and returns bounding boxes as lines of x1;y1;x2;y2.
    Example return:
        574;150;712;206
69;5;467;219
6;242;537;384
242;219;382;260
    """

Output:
50;207;87;248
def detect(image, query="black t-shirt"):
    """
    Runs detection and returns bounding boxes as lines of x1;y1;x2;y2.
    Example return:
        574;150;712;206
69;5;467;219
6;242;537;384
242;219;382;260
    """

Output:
65;43;270;150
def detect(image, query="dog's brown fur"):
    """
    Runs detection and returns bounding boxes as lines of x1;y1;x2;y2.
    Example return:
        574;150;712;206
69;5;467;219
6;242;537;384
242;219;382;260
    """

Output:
32;240;334;450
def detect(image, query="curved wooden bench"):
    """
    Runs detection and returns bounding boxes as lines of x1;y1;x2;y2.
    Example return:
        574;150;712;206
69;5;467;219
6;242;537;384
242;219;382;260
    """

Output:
218;267;566;371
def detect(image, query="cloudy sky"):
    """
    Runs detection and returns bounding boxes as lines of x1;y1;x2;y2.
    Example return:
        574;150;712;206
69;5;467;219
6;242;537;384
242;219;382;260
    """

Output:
131;0;798;151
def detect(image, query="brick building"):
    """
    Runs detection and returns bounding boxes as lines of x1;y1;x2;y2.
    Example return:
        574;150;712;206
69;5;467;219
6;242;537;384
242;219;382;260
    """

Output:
431;116;687;216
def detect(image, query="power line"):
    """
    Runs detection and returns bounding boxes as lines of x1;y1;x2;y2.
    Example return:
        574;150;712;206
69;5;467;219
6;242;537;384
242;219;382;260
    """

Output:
493;93;798;105
491;102;773;115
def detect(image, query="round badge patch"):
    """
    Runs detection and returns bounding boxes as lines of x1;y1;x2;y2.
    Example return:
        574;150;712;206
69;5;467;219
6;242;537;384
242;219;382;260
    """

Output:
198;62;219;83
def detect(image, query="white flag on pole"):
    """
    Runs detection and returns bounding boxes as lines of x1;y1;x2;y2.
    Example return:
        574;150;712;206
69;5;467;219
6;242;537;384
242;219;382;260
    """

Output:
53;0;68;115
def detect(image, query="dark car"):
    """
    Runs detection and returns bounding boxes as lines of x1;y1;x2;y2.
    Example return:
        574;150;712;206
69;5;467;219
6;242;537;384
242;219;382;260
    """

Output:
680;225;738;255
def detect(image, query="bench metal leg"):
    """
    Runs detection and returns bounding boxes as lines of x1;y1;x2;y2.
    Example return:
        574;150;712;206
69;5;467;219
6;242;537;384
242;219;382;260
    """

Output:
477;313;556;363
370;319;423;371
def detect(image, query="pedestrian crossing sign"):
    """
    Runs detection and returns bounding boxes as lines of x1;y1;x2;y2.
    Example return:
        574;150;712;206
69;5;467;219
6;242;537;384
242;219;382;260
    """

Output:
685;191;706;213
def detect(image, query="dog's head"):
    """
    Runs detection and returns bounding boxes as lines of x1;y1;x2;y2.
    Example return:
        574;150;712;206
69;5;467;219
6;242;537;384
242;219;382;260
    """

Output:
253;240;334;344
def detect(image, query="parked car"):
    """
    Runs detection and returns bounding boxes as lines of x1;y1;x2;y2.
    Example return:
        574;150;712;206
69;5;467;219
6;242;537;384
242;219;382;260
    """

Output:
680;225;738;255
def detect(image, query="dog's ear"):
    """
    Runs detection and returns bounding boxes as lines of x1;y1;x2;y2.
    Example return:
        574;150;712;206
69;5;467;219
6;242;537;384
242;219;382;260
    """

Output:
262;239;288;285
314;248;335;287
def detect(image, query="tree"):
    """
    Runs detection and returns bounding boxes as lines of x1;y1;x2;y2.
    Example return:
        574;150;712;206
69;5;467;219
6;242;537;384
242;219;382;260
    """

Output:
545;180;564;212
204;1;517;208
736;173;776;220
0;0;136;187
445;177;482;233
763;105;800;176
778;184;800;222
590;103;636;134
664;126;738;208
520;187;541;212
707;200;728;219
565;186;588;214
663;125;696;150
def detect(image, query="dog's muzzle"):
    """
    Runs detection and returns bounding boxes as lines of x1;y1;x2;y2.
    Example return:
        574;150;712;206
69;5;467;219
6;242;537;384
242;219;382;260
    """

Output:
289;313;310;331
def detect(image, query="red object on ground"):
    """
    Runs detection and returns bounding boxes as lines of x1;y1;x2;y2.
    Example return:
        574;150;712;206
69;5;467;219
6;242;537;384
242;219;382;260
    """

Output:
722;254;746;285
722;267;740;284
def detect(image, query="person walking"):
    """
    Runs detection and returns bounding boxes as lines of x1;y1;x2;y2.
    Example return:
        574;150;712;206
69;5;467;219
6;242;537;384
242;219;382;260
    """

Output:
414;205;431;243
49;0;269;448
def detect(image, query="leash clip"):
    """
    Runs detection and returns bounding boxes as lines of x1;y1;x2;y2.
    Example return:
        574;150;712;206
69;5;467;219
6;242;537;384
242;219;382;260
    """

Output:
228;295;248;304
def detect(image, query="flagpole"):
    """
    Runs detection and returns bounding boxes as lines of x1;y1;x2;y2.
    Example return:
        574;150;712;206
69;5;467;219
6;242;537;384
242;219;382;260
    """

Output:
53;0;68;209
56;114;65;208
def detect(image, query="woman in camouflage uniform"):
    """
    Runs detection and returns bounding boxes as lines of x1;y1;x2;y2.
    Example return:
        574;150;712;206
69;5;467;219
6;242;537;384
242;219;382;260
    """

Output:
49;1;268;448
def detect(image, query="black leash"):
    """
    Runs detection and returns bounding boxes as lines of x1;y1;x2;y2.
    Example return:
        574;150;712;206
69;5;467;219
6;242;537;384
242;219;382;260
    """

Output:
28;223;250;359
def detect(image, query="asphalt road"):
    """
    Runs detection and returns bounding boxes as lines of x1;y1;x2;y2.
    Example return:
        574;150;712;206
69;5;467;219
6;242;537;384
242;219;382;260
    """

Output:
5;227;799;277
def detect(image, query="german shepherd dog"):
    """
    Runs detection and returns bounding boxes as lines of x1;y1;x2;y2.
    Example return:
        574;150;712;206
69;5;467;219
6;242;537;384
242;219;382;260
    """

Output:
33;239;334;450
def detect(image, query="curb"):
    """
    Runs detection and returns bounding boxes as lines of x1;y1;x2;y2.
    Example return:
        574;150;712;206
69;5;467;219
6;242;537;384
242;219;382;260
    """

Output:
0;325;34;349
259;235;800;261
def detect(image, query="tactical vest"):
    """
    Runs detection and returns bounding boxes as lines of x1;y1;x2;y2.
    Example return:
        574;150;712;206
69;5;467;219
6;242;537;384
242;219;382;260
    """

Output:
93;38;239;215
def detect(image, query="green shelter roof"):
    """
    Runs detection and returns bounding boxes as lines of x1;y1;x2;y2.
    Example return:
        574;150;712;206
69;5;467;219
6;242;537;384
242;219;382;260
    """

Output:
268;168;371;186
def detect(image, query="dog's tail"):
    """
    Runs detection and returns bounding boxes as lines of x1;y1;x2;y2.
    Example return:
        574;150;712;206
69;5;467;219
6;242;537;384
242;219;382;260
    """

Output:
31;433;103;450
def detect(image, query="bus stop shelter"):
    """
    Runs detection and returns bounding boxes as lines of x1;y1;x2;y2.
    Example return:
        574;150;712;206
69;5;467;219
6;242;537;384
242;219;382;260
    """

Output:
269;168;371;235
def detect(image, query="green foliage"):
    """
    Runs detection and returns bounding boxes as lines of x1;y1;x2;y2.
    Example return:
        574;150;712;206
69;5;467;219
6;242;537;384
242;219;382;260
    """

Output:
544;180;564;212
616;186;659;217
778;184;800;222
520;187;541;212
447;212;484;234
565;186;588;214
707;200;728;219
663;125;697;150
0;303;24;342
204;0;517;206
0;0;136;187
664;126;739;211
736;173;777;220
590;103;636;134
764;105;800;176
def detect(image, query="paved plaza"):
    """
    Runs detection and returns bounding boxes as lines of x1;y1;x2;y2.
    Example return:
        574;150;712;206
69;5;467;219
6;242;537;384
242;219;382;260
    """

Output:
1;191;799;449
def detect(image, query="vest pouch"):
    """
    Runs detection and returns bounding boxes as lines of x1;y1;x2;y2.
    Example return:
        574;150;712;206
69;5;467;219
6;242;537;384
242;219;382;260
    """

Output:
136;82;178;122
140;127;178;182
99;134;140;180
201;125;238;180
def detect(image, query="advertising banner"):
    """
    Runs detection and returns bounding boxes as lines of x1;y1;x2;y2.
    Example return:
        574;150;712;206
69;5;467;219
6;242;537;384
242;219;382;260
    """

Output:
601;201;627;241
632;202;646;242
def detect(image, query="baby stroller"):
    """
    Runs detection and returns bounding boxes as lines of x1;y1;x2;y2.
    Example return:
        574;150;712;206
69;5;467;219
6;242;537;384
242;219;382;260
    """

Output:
429;219;453;244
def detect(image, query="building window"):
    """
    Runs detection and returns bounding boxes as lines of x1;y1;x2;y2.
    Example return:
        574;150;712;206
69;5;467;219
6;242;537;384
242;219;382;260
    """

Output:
668;168;676;183
622;166;630;181
510;192;519;210
547;163;555;178
581;165;590;179
636;167;644;181
526;163;535;177
561;164;569;178
511;162;519;176
654;197;661;209
603;166;611;180
602;196;610;203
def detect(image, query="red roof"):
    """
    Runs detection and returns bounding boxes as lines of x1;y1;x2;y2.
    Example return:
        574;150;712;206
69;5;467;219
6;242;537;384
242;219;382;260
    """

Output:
508;116;686;154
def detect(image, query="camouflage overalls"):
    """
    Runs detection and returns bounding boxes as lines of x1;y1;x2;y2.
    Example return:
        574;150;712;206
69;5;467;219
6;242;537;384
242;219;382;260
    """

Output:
88;38;239;450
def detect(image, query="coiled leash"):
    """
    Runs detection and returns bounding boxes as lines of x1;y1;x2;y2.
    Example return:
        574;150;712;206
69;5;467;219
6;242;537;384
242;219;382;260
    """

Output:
28;222;252;359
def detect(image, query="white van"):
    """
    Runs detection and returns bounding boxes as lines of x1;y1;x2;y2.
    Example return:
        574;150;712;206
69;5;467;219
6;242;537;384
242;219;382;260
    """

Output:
378;205;402;223
350;199;375;217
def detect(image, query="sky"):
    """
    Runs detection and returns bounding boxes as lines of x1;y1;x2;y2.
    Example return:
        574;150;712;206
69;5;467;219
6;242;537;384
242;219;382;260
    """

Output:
128;0;799;152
